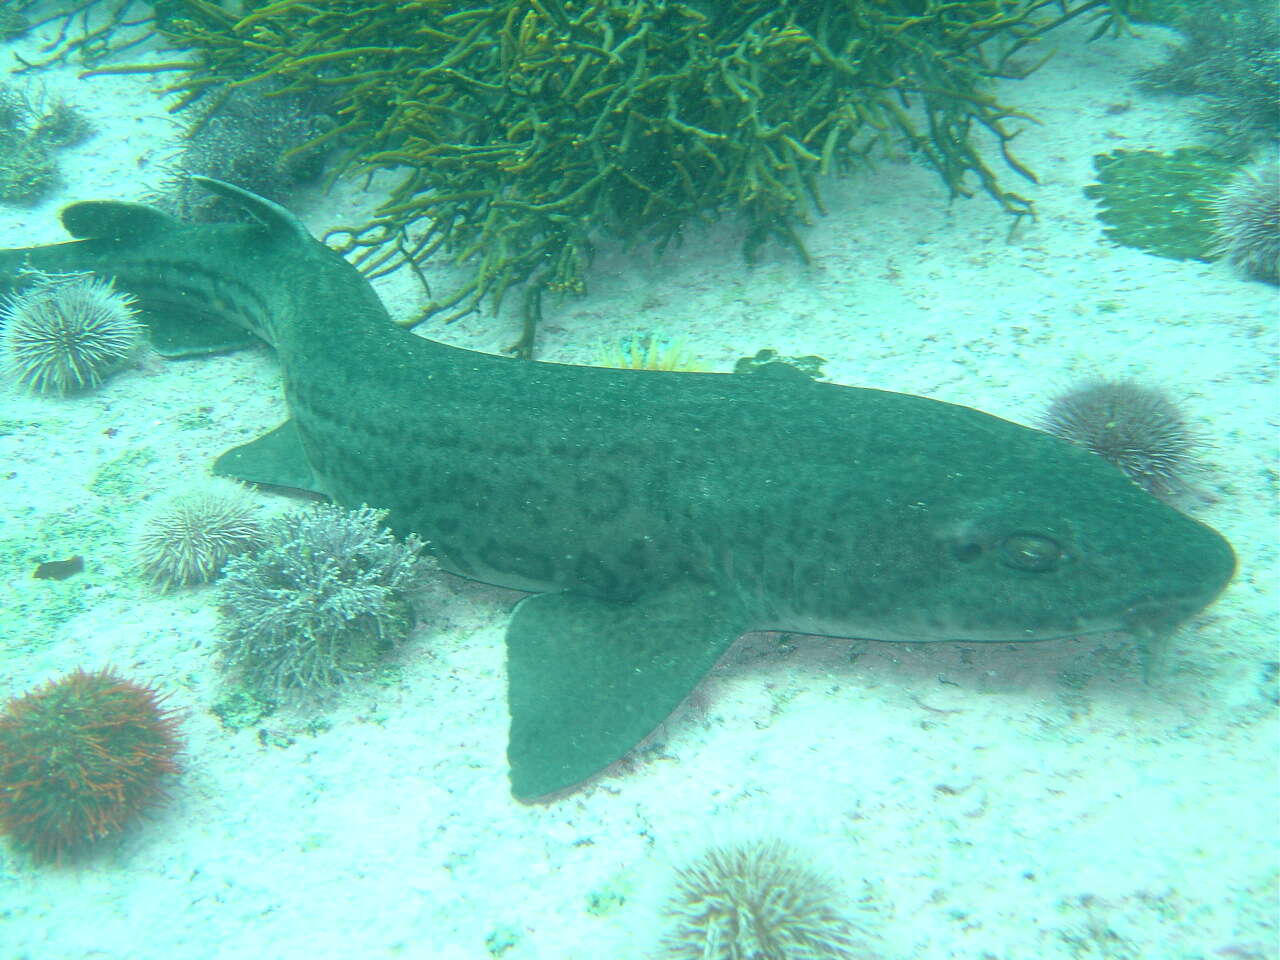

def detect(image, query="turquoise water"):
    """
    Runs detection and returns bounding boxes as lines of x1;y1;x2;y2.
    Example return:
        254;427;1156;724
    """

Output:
0;4;1276;958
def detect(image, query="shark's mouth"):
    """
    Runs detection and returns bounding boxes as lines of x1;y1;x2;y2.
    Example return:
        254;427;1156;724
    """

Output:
1121;592;1212;640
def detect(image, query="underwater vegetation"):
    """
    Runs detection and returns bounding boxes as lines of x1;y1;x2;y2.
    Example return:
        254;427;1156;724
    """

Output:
157;82;333;222
1086;0;1277;270
133;483;266;591
1040;379;1200;500
0;271;142;395
82;0;1145;355
1084;148;1279;280
217;504;429;697
5;0;168;69
1083;147;1237;261
1209;156;1280;285
0;667;183;864
593;332;703;371
661;839;865;959
0;82;91;203
1139;0;1279;159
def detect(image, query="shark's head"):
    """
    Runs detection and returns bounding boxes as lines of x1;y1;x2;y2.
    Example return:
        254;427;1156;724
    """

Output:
917;479;1236;645
845;424;1235;647
773;399;1236;650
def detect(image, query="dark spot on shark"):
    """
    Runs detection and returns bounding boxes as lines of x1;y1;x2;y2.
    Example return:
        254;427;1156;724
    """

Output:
572;552;621;595
574;473;627;522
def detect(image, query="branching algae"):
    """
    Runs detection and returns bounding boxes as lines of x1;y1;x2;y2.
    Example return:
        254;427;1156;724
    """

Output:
84;0;1144;355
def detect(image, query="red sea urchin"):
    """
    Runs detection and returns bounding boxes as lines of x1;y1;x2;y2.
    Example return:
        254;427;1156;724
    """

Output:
0;668;183;863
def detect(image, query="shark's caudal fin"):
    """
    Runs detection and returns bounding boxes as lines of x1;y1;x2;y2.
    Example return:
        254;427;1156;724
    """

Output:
59;176;309;244
505;584;748;801
53;183;279;358
189;175;315;242
50;178;312;358
60;199;178;241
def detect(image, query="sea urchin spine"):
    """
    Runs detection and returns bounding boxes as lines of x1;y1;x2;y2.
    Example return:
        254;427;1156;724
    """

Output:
1;272;141;395
134;484;265;591
1210;157;1280;285
0;668;183;863
662;840;864;959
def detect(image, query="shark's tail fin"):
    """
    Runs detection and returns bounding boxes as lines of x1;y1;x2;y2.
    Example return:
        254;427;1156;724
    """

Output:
60;199;177;243
60;177;312;246
190;176;314;243
49;183;300;358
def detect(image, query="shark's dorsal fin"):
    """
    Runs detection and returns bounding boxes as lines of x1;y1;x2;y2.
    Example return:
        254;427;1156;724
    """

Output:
60;200;177;242
191;175;313;242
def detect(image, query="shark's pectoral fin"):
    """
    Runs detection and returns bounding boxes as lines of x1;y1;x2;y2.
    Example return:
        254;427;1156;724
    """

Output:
506;583;747;801
212;420;325;495
142;309;259;358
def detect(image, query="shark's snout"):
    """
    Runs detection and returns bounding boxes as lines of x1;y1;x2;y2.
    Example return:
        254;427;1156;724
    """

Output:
1122;534;1236;638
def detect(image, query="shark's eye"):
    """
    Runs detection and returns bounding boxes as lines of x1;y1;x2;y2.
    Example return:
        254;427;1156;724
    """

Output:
1000;533;1061;572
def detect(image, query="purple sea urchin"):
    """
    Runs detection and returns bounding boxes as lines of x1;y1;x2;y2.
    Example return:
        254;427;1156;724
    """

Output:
1040;380;1200;499
1210;157;1280;284
0;272;141;394
134;484;265;591
662;840;863;960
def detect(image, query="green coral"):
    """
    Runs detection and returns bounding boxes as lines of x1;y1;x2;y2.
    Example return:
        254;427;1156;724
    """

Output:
0;9;31;42
1084;148;1238;261
9;0;166;70
96;0;1142;355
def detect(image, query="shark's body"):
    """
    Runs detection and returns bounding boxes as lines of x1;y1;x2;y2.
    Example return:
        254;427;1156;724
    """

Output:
2;180;1236;799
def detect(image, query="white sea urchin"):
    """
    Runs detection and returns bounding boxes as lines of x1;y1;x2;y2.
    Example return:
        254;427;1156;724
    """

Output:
662;840;864;960
1;272;141;395
134;484;265;591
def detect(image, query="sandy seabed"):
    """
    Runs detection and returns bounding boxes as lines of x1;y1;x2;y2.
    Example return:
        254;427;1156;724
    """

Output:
0;9;1276;960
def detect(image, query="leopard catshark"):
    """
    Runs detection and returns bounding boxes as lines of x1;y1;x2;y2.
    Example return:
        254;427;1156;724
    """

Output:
1;179;1236;800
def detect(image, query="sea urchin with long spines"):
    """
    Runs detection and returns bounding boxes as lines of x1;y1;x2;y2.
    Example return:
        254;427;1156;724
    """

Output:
1210;157;1280;285
134;483;265;591
0;272;141;395
1040;379;1200;499
0;668;183;863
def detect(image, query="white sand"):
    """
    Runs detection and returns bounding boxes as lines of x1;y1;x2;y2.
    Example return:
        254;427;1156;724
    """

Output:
0;9;1276;960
